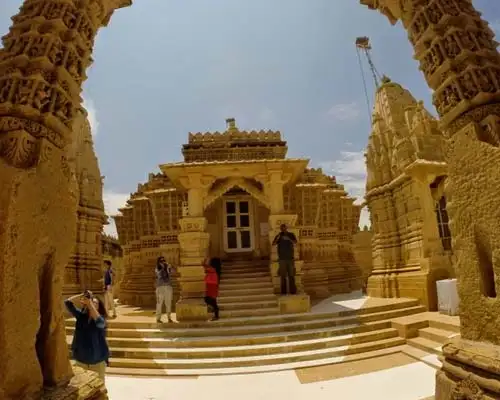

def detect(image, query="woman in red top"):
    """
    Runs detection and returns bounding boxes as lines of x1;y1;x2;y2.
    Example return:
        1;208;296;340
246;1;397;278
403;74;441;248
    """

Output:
204;258;220;321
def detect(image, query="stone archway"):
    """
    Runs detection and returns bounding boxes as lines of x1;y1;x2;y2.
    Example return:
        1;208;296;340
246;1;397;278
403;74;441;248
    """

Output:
204;177;270;211
0;0;499;398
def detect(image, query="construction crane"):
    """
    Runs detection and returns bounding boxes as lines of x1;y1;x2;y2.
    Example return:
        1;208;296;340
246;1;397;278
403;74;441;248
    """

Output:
355;36;383;124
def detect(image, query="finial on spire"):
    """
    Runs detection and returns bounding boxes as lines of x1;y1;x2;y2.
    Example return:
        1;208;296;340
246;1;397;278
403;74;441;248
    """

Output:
226;118;237;131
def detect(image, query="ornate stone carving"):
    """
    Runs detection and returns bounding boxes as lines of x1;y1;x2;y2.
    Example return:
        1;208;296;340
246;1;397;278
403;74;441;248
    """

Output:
364;78;452;310
0;1;131;398
183;118;287;162
451;377;484;400
360;1;500;399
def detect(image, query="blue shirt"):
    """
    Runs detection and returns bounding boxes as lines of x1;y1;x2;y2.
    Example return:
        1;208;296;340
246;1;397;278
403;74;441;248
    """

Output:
65;300;110;366
104;269;113;286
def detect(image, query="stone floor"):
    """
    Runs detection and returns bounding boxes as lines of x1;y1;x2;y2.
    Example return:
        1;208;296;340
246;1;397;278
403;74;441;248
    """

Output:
105;359;437;400
96;292;451;399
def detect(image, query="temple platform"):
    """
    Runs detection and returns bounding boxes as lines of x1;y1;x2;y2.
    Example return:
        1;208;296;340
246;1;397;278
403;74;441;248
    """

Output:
65;292;459;379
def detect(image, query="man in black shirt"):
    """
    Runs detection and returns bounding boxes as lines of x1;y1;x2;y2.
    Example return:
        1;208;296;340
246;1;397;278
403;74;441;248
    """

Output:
272;224;298;295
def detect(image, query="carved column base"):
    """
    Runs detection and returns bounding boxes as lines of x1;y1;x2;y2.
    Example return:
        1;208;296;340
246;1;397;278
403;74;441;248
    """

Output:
42;366;107;400
435;338;500;400
278;294;311;314
175;298;208;322
367;270;439;310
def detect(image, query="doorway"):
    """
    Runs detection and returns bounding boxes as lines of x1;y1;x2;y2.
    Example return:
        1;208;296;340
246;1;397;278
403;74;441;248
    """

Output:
223;197;253;253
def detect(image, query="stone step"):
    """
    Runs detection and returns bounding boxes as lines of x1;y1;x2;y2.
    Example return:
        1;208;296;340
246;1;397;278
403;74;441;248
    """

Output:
66;298;421;330
104;344;405;376
418;327;460;344
218;293;277;304
401;345;442;370
222;272;270;279
221;275;271;284
107;336;406;370
82;320;392;349
428;319;460;333
222;270;270;277
219;300;279;311
219;281;274;290
223;266;269;273
66;305;425;338
406;336;443;355
218;287;275;297
220;307;280;318
104;328;399;360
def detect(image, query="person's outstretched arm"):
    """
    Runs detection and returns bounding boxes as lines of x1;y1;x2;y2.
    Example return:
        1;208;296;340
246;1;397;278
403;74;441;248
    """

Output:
64;294;84;319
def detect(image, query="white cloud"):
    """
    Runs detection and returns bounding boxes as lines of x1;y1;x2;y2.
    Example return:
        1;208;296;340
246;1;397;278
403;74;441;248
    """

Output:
319;150;371;229
102;190;129;237
327;102;361;122
82;96;99;136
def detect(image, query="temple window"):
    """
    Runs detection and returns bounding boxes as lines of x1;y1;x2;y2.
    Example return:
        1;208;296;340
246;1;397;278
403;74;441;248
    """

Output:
434;196;452;251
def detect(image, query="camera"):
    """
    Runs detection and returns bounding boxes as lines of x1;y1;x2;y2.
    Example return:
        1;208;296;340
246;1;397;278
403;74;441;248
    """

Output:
83;290;92;299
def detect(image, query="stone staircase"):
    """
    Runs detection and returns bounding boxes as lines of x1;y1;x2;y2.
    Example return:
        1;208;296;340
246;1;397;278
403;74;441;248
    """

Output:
66;297;426;376
217;260;279;318
398;314;461;369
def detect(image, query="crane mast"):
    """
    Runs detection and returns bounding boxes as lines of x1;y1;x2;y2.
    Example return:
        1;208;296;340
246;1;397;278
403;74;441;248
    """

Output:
355;36;383;124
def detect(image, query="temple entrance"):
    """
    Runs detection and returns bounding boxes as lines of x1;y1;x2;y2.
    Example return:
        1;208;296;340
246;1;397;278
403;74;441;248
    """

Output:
223;197;253;253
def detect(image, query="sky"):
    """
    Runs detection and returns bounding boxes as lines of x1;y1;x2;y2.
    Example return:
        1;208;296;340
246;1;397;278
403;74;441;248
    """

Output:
1;0;499;236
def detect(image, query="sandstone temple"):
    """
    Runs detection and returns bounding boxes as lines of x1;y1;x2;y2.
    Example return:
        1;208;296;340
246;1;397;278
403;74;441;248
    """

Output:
1;0;500;399
364;77;454;310
115;118;364;308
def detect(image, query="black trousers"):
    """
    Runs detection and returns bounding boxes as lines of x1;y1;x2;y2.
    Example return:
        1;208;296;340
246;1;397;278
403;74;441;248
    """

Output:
279;259;297;295
204;296;219;318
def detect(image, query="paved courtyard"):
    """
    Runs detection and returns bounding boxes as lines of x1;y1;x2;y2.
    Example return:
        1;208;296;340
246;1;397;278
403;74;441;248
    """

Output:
99;292;444;399
106;360;436;400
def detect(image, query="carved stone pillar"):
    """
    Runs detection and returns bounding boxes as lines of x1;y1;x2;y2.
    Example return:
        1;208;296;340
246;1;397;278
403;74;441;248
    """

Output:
268;171;285;214
176;215;210;321
174;174;213;321
360;0;500;398
0;1;130;398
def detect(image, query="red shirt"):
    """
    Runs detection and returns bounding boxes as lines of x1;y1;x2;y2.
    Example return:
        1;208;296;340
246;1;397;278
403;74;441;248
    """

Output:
205;267;219;298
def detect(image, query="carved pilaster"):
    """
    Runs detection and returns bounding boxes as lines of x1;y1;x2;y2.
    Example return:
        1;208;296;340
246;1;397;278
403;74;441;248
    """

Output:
176;217;209;321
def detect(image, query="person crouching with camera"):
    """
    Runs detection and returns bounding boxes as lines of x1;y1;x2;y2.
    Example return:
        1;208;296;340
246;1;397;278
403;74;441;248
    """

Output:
65;290;109;383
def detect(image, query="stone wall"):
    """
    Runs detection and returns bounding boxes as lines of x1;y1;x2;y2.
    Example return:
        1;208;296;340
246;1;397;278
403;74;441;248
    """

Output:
63;109;106;298
353;227;373;285
102;234;123;297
